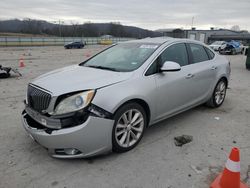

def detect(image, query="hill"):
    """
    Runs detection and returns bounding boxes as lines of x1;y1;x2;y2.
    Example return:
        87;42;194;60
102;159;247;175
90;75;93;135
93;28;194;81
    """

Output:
0;19;162;38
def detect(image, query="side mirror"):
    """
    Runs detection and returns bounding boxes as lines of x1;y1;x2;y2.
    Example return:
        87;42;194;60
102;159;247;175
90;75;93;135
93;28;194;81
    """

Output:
160;61;181;72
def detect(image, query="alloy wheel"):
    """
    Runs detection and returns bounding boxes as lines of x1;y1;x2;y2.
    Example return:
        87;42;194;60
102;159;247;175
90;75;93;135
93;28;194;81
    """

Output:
214;81;226;105
115;109;144;148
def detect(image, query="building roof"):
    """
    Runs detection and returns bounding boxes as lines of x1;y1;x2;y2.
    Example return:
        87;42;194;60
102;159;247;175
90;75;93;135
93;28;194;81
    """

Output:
156;28;183;32
157;28;248;34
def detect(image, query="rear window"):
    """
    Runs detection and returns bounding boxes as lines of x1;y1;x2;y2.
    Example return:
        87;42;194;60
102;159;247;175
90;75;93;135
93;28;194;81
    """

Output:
205;47;215;59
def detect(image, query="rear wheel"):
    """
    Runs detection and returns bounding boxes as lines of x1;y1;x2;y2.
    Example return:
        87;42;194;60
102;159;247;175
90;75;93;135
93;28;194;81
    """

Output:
218;48;224;54
206;79;227;108
112;103;146;153
231;49;236;55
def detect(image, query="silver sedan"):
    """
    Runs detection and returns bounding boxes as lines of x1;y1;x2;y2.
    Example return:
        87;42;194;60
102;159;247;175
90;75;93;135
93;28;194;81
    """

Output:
22;37;230;158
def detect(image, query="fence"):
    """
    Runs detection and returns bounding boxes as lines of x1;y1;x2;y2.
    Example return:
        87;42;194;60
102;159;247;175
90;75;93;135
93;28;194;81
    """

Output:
0;37;135;47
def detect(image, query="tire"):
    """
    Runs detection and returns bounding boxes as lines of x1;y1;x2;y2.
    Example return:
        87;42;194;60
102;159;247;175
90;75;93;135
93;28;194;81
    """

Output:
219;48;223;55
112;103;147;153
206;79;227;108
232;49;236;55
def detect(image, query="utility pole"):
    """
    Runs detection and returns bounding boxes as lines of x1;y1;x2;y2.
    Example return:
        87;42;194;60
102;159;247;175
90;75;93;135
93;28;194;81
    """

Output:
191;16;194;29
52;20;64;37
58;20;64;37
59;20;61;37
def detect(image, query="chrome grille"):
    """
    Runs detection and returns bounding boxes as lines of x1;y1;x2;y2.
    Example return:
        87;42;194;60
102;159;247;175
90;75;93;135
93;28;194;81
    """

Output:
27;85;51;112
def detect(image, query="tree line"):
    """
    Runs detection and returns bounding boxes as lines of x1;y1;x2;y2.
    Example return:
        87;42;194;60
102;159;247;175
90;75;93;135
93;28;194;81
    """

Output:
0;19;161;38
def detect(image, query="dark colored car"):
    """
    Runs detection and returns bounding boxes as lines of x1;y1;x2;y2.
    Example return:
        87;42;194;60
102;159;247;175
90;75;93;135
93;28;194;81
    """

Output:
64;41;85;49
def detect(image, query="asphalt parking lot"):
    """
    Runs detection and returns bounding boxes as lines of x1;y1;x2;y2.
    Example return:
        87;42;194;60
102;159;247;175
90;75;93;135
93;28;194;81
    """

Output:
0;46;249;188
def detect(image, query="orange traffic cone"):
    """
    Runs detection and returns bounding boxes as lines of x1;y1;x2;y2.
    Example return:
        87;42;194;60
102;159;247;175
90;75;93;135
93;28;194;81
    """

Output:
19;56;25;67
210;147;248;188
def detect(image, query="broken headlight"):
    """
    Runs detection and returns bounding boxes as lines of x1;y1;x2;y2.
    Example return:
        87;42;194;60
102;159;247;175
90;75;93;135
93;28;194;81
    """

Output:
50;90;95;115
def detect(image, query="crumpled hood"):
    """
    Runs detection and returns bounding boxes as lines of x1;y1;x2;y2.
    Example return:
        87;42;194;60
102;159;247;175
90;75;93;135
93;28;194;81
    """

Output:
31;65;132;96
210;44;227;49
209;44;220;49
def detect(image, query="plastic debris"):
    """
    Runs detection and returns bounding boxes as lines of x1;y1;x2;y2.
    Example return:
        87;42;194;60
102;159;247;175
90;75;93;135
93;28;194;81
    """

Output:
0;65;22;79
190;165;202;174
214;117;220;120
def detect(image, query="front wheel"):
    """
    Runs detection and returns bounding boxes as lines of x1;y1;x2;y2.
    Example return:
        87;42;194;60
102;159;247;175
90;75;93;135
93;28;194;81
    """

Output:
112;103;147;153
206;79;227;108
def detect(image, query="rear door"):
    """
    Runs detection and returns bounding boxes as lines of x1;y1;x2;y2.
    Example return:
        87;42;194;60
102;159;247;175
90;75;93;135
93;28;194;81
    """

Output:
185;43;217;103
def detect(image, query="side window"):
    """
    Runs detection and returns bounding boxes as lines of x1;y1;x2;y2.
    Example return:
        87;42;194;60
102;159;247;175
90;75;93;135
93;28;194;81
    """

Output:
189;43;209;63
145;43;188;76
204;47;215;59
145;58;159;76
160;43;189;67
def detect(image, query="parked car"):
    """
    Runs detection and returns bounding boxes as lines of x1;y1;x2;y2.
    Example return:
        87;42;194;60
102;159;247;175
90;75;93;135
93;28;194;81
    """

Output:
64;41;85;49
219;40;243;55
22;38;230;158
209;41;227;51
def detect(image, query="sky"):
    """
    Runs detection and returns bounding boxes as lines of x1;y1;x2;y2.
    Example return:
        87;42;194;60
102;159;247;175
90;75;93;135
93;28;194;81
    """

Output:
0;0;250;31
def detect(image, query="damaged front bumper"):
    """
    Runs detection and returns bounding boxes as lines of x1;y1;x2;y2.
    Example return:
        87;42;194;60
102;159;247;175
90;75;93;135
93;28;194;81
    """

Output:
22;105;114;158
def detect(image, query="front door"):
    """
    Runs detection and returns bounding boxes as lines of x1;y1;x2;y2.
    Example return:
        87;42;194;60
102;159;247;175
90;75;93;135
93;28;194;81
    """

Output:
154;43;196;120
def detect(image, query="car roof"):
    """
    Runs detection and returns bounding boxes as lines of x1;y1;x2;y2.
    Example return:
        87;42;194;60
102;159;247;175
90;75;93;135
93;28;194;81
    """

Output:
124;37;173;44
69;41;82;43
124;37;206;46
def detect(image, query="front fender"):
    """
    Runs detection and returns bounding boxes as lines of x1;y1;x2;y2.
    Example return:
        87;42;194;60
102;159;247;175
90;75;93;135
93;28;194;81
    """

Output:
91;76;157;124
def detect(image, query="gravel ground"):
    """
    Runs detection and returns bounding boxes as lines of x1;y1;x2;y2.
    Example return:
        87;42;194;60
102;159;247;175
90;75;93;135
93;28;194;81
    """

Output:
0;46;249;188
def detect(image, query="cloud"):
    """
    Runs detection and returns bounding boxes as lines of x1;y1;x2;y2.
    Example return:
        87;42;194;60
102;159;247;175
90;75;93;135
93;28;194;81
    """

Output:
1;0;250;30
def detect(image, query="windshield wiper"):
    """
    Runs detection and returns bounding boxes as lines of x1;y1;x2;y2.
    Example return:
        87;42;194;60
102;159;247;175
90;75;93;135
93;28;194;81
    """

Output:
85;65;119;72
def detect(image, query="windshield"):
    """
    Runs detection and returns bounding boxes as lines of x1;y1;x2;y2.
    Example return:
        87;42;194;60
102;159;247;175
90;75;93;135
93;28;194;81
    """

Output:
81;43;158;72
212;41;225;45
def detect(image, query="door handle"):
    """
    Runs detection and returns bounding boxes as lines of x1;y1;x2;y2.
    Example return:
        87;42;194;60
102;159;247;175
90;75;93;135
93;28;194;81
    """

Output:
211;66;217;70
185;74;194;79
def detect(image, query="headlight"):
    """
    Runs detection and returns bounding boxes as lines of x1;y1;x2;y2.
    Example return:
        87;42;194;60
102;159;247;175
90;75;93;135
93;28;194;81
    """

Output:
51;90;95;115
